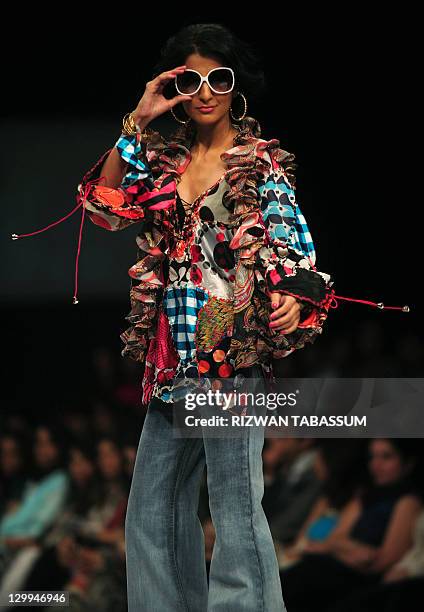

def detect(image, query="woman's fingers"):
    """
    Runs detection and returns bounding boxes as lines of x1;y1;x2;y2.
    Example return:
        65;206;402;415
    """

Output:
154;65;187;84
270;301;292;320
150;66;191;100
270;298;299;322
268;295;301;333
274;321;299;334
271;308;297;325
135;65;192;124
271;316;299;332
269;293;298;315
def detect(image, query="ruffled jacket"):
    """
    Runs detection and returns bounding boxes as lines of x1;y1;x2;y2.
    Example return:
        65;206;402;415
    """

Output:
11;116;410;404
76;117;334;396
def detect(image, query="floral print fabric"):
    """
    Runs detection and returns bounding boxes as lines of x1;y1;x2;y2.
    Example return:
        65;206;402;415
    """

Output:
77;118;334;404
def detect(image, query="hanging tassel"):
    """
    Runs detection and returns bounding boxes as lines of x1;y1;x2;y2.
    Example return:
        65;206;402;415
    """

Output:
11;177;105;305
327;290;410;312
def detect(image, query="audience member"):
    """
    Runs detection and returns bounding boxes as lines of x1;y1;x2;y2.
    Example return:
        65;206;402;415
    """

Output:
262;438;321;544
280;438;423;612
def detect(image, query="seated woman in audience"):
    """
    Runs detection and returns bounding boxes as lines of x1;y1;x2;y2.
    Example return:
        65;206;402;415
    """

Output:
52;436;129;610
0;425;69;554
326;502;424;611
0;424;69;603
262;437;322;545
22;441;101;591
280;438;423;612
0;432;29;520
277;439;367;569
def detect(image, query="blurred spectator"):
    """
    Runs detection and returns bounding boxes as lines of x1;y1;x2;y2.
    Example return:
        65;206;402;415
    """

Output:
0;432;29;518
262;438;321;544
0;425;69;551
0;425;69;606
327;508;424;611
21;441;100;591
277;439;367;569
280;438;423;612
49;436;128;611
74;436;129;539
385;507;424;580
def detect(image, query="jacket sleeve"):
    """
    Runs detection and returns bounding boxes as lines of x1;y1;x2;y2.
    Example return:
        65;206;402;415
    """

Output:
257;158;334;352
77;130;170;231
77;131;169;363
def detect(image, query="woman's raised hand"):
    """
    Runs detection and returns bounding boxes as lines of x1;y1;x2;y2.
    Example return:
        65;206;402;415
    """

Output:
132;65;193;128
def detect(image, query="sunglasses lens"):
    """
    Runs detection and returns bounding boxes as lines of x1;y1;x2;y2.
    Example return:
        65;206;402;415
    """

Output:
176;71;201;94
176;68;234;94
209;68;233;93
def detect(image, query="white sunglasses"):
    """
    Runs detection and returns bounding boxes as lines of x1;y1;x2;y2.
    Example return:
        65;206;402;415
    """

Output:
175;67;235;96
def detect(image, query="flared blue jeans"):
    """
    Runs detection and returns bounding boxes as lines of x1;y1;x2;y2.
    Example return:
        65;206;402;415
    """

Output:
125;375;286;611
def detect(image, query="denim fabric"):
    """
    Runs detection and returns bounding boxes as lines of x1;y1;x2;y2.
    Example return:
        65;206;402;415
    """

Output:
125;370;286;611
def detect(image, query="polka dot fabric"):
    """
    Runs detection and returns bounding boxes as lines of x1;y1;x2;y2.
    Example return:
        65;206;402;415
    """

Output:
79;118;334;404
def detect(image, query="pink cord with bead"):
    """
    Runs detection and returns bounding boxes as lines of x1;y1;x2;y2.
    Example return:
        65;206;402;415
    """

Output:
327;290;410;312
11;181;411;314
11;176;105;305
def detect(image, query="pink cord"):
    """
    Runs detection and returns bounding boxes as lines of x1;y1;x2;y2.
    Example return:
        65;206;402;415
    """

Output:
11;181;411;314
328;291;410;312
73;197;88;304
11;177;105;304
11;199;83;238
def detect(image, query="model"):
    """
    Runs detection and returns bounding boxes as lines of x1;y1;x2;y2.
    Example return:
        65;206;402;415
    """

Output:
80;22;335;611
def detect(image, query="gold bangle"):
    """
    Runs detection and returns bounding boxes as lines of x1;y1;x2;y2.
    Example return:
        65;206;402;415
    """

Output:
122;111;139;136
122;111;153;142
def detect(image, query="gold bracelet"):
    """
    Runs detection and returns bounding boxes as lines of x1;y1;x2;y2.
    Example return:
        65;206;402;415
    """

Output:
122;111;139;136
122;111;152;142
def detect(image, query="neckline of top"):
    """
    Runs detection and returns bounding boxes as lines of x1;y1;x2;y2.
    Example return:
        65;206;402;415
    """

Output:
176;172;227;208
175;130;239;207
145;131;297;192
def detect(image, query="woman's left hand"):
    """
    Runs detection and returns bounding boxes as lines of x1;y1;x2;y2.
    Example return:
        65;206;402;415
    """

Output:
383;565;410;583
302;540;331;554
268;293;302;334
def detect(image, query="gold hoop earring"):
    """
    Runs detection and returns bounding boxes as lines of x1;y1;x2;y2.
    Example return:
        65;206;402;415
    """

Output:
230;92;247;121
171;104;191;125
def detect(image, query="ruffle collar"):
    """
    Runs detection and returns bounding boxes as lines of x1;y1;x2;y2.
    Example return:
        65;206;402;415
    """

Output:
143;115;297;187
143;120;298;275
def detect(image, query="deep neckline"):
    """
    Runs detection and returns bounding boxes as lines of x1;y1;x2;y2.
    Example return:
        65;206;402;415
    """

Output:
176;128;239;207
176;172;226;208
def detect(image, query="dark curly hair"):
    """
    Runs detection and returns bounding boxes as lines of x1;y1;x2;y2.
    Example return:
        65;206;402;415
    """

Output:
151;22;268;145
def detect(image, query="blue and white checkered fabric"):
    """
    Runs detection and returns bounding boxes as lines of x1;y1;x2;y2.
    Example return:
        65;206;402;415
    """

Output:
259;167;316;266
114;133;155;190
291;202;316;266
163;284;209;362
